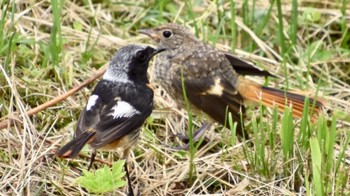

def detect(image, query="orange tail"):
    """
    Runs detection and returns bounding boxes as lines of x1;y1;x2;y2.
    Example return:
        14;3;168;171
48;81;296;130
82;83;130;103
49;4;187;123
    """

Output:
236;79;324;118
56;131;96;158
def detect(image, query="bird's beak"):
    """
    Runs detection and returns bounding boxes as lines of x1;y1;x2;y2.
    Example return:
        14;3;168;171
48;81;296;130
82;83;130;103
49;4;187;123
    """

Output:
149;48;166;59
138;29;161;42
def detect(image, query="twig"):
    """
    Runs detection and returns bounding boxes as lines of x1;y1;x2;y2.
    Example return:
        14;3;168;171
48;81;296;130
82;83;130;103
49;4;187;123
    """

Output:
0;64;108;130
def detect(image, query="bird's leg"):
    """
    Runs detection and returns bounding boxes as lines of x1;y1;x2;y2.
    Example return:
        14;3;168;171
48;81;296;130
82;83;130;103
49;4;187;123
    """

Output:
124;162;134;196
177;122;212;143
87;150;96;171
122;148;134;196
174;122;212;150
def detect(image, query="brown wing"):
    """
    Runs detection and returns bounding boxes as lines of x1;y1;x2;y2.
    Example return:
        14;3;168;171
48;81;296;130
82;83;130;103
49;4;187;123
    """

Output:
172;75;248;138
223;51;275;77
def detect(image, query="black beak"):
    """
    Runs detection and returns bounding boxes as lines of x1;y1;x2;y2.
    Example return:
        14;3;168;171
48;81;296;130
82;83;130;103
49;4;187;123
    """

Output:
148;47;166;60
153;48;166;55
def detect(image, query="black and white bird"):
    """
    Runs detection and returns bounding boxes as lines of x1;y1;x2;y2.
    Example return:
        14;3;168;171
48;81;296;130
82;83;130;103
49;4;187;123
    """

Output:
56;44;165;196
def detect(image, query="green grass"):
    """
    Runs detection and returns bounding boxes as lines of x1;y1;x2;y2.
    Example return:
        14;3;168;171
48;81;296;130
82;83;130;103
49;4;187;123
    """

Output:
0;0;349;195
180;67;197;185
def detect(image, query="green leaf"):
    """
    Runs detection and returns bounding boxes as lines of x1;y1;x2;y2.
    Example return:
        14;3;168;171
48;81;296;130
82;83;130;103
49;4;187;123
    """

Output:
334;110;350;122
73;21;83;31
76;160;127;193
302;8;321;23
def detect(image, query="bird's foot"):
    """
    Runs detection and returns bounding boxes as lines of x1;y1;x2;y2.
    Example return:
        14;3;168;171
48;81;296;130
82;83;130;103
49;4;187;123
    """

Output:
166;123;212;151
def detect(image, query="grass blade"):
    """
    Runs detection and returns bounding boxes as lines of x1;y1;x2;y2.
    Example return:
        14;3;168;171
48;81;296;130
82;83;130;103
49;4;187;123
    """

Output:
281;107;293;160
229;0;236;52
276;0;287;55
290;0;298;45
310;137;323;196
50;0;63;67
325;116;336;174
180;68;196;185
298;97;310;149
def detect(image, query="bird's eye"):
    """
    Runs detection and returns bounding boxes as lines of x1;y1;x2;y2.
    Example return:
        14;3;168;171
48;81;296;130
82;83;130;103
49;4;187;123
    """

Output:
136;51;146;61
162;30;172;38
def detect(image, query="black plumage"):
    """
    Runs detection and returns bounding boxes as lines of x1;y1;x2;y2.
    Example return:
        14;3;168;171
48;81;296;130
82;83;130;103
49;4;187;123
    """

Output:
56;45;165;196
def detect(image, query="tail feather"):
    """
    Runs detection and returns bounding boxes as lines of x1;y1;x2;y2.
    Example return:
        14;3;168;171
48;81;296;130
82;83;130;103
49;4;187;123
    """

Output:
236;79;325;119
56;130;96;158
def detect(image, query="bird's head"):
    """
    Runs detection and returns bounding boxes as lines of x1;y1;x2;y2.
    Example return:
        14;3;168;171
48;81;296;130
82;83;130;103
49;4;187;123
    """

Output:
104;45;165;83
139;23;197;50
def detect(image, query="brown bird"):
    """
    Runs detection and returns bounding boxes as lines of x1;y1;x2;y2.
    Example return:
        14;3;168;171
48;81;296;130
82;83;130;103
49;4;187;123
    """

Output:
139;23;324;141
56;45;165;196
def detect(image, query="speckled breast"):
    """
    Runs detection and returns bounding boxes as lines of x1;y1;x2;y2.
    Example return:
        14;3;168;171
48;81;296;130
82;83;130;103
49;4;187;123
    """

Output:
153;52;184;102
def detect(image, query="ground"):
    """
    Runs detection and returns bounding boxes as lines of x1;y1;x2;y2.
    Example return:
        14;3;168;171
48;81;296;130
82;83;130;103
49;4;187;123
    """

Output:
0;0;349;195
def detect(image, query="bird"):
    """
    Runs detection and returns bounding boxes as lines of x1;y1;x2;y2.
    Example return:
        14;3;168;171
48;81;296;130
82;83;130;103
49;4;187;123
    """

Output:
56;44;165;196
139;23;324;142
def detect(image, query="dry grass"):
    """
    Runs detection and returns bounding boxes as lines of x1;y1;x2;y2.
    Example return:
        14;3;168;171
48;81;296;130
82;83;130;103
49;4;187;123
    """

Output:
0;0;349;195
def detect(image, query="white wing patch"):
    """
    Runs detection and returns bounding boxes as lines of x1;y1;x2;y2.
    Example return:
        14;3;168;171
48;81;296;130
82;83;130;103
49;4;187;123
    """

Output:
109;101;140;119
86;95;99;110
208;78;224;96
201;78;224;96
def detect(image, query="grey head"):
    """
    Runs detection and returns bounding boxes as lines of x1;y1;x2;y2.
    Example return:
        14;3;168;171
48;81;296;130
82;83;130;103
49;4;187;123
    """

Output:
103;44;165;84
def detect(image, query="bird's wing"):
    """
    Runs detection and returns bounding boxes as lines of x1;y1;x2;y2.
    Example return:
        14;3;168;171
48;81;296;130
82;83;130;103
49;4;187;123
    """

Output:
172;75;247;138
222;51;275;77
75;94;104;137
89;98;150;149
75;81;152;148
